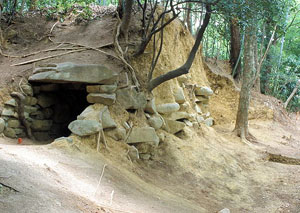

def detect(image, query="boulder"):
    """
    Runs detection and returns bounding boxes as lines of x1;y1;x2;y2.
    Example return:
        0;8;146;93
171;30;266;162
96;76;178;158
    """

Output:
31;120;53;131
7;119;21;128
156;103;180;114
173;87;186;104
116;87;147;110
68;120;102;136
177;75;188;85
105;127;126;141
148;115;163;130
0;118;5;134
164;119;185;134
4;127;16;138
21;84;33;96
4;99;17;107
87;93;116;105
86;84;117;94
127;127;159;146
29;62;119;84
145;98;157;114
195;86;213;96
30;111;45;120
37;94;56;108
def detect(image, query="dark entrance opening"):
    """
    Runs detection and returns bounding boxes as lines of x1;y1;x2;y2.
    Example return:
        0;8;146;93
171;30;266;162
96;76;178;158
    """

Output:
29;83;89;141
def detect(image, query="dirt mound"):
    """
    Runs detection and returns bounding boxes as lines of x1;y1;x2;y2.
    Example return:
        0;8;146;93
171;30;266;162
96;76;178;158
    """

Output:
205;59;274;125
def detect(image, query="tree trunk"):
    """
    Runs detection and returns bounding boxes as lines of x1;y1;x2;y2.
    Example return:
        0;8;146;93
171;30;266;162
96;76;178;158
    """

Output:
20;0;26;14
186;3;192;34
284;80;300;109
147;4;211;92
234;25;256;141
120;0;133;43
230;18;241;79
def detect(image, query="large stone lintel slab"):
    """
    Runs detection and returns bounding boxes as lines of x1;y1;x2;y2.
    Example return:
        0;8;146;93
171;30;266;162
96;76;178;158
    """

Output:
29;62;118;84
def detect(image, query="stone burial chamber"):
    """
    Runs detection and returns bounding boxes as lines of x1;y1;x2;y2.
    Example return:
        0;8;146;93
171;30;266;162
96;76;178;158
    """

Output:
0;62;119;141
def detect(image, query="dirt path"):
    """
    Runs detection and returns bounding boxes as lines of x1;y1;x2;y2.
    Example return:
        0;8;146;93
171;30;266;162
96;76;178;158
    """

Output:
0;137;203;213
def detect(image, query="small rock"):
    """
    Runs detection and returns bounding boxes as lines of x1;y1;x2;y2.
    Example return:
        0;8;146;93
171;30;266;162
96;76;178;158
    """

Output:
158;132;165;143
173;87;186;104
106;127;126;141
31;120;53;131
14;128;26;137
25;96;38;106
204;117;214;127
33;132;52;141
42;108;54;119
177;75;188;85
135;143;153;154
100;107;117;129
195;86;213;96
218;208;230;213
145;98;157;114
180;102;190;111
21;84;33;96
0;118;5;134
127;127;159;146
87;93;116;105
55;137;73;143
4;99;17;107
24;105;39;114
195;95;209;103
1;107;17;118
196;115;205;123
166;111;190;120
116;87;147;110
68;120;102;136
7;119;21;128
140;153;151;160
128;145;139;161
30;111;45;120
164;119;185;134
32;86;40;95
148;115;163;130
156;103;180;114
4;127;16;138
184;120;193;127
195;105;202;114
37;94;56;108
40;84;59;92
86;84;117;94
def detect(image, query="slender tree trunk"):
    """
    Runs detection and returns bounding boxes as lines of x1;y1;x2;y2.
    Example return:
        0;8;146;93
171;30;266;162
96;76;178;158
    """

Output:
20;0;26;14
234;25;256;141
148;4;212;91
284;80;300;109
186;3;192;34
230;18;241;79
253;35;260;92
120;0;133;43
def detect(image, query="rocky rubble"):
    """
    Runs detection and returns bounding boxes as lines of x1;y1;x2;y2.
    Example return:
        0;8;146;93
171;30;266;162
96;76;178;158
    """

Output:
0;62;215;161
